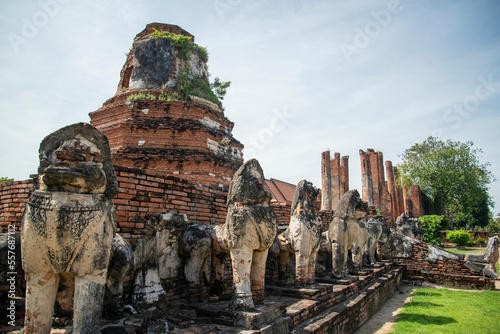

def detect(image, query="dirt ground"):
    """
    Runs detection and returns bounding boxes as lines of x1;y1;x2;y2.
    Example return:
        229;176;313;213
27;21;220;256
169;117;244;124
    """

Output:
354;282;415;334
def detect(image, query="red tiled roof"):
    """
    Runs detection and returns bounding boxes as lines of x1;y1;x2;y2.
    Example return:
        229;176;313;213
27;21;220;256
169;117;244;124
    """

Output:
264;178;296;204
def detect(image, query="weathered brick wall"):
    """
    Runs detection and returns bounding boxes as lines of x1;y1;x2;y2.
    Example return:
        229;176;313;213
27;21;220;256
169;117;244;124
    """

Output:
113;166;228;239
90;95;243;189
319;211;333;231
0;167;228;237
0;169;332;238
0;178;36;232
271;202;291;226
395;242;495;289
404;185;425;218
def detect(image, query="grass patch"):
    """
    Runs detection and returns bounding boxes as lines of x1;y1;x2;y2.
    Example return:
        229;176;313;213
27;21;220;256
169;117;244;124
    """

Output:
444;247;484;255
393;288;500;333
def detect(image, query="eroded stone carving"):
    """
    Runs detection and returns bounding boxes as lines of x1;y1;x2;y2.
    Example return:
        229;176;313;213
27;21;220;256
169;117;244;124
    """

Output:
132;212;187;306
465;236;499;279
396;213;424;241
180;159;277;308
365;216;387;265
221;159;277;308
21;123;118;334
277;180;322;286
103;234;134;319
351;221;369;270
327;190;368;278
182;224;213;301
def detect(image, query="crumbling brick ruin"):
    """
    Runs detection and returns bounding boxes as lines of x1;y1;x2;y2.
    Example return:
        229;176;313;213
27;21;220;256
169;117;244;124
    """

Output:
89;23;243;189
320;149;426;227
359;149;425;226
321;151;349;211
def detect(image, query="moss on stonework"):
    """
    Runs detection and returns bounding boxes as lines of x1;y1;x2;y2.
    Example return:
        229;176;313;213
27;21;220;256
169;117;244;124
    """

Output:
147;29;228;110
150;29;208;62
127;93;157;101
176;69;222;109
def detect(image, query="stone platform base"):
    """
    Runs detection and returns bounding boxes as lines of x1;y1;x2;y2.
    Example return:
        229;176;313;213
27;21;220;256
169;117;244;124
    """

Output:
3;262;402;334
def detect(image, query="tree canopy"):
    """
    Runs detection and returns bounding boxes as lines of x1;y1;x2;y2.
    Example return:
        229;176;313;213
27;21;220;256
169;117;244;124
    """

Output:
398;136;495;230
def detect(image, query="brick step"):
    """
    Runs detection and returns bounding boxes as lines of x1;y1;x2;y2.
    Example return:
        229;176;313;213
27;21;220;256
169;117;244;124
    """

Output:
291;268;403;334
266;283;332;300
267;261;393;302
266;261;398;328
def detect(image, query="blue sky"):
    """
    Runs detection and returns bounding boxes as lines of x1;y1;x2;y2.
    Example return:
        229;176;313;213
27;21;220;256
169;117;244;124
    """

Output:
1;0;499;213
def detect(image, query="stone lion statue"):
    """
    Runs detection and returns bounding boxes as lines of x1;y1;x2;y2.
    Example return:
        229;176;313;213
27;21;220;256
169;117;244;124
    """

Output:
277;180;322;286
221;159;277;309
181;159;277;309
327;190;368;278
21;123;118;334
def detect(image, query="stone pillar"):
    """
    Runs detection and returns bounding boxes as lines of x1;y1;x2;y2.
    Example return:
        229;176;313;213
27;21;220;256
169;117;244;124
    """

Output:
409;185;424;217
341;155;349;194
385;161;397;222
393;166;405;218
368;150;384;209
321;151;332;210
331;153;341;209
359;150;374;207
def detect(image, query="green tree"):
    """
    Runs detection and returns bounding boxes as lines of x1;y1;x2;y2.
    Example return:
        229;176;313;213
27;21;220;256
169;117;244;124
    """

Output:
210;77;231;101
0;177;13;183
398;136;495;229
486;214;500;233
418;215;449;246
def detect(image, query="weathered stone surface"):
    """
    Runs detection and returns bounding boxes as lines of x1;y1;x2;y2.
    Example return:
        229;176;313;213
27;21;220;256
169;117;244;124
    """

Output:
182;224;212;284
233;303;287;330
0;232;24;299
327;190;368;278
129;37;176;90
277;180;322;286
132;212;188;305
365;218;383;265
379;230;418;259
104;234;134;319
395;212;424;241
426;245;462;262
21;122;118;334
465;236;499;278
351;221;369;269
89;23;244;188
222;159;278;309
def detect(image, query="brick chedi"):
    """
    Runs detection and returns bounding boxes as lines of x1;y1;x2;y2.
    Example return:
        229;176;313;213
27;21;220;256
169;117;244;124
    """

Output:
89;23;243;188
321;151;349;210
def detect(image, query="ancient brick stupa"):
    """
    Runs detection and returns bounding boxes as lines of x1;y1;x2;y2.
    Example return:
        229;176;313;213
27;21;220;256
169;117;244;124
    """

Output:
90;23;243;188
